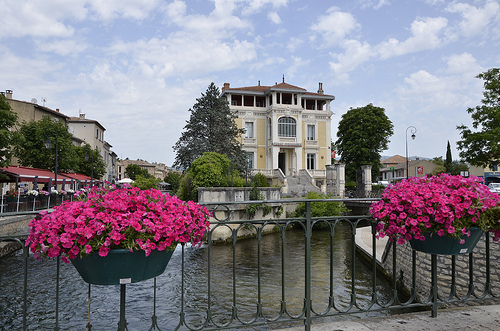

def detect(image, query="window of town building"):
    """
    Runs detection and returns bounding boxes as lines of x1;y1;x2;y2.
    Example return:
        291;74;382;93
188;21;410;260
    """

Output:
246;152;254;169
245;122;254;138
307;125;315;140
307;153;315;169
278;117;296;137
282;93;292;105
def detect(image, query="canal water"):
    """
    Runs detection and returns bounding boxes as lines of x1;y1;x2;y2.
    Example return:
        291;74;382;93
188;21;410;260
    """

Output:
0;224;403;330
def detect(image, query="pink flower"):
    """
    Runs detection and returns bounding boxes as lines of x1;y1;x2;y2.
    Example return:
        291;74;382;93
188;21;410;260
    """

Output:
26;186;210;262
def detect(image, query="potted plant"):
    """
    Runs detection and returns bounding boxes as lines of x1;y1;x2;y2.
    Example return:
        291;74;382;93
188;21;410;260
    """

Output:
370;174;500;255
26;185;210;284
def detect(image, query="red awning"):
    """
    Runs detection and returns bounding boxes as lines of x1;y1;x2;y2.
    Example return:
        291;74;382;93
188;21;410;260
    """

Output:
0;166;88;183
61;172;92;182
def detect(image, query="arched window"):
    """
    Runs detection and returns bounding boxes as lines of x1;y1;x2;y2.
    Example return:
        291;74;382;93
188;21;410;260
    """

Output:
278;117;296;137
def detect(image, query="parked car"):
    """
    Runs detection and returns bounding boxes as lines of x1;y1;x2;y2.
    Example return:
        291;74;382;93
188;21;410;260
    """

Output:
488;182;500;193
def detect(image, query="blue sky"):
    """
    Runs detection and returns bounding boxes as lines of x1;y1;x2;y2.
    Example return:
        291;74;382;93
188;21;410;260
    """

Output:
1;0;499;167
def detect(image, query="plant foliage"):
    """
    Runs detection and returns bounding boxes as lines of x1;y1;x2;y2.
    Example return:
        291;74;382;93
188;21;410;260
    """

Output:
173;82;246;171
457;68;500;168
0;94;18;168
335;104;394;181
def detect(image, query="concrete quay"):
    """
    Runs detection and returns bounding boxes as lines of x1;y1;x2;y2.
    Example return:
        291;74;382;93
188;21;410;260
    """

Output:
0;213;33;257
280;304;500;330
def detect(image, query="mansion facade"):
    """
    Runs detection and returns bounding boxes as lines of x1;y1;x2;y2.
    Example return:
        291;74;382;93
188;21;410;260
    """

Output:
221;79;334;187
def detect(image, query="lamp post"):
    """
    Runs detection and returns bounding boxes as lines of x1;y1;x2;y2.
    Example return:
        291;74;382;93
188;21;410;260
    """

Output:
406;126;417;179
85;152;94;188
44;131;58;193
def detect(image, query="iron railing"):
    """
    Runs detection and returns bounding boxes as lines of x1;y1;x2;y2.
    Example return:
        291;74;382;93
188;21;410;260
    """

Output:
1;198;500;330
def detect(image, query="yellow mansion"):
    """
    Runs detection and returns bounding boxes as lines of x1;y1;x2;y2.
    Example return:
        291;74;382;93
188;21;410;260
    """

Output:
221;79;334;188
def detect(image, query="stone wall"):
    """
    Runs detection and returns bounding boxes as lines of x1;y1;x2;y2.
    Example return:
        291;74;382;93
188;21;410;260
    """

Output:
379;235;500;301
198;187;287;243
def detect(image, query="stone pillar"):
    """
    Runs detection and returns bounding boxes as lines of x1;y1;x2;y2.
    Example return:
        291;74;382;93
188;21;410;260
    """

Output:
326;164;345;198
356;165;372;198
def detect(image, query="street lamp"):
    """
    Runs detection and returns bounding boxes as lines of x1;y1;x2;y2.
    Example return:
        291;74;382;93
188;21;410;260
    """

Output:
85;152;94;188
406;126;417;179
44;132;58;193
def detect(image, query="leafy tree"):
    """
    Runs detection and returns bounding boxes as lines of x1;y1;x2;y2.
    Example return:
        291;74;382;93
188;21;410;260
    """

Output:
173;82;246;171
445;141;452;173
250;173;270;187
125;164;150;180
132;175;161;190
335;104;394;181
13;116;76;172
164;171;181;193
457;68;500;168
177;152;244;201
0;94;18;168
74;144;106;179
432;156;444;166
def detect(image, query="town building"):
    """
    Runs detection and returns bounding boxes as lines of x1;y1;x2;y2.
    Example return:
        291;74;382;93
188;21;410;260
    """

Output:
67;114;117;182
221;79;334;190
117;159;168;180
379;156;438;182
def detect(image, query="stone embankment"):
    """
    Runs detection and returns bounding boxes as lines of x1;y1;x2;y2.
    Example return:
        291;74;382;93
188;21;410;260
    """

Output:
0;213;35;257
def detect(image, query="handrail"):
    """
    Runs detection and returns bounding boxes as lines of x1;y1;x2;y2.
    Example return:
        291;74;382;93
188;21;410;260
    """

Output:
1;198;499;330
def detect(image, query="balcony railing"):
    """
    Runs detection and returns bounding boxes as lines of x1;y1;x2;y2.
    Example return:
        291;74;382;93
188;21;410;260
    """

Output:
1;199;500;330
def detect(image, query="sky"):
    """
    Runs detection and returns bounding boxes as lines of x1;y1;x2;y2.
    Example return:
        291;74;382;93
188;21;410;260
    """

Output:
1;0;500;167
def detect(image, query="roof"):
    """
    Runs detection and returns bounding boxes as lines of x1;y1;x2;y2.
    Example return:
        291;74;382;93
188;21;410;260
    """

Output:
67;116;106;131
381;155;407;166
222;81;334;99
0;166;91;183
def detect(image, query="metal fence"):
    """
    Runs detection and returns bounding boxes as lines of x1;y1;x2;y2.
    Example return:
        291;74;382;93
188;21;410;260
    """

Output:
1;198;500;330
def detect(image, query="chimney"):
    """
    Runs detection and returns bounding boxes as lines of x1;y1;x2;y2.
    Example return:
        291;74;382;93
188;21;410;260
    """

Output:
222;83;230;91
56;108;60;112
258;80;260;86
79;113;86;119
5;90;13;99
317;82;324;95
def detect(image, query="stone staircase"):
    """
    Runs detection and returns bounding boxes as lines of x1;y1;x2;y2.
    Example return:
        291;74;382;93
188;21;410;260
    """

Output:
285;173;320;197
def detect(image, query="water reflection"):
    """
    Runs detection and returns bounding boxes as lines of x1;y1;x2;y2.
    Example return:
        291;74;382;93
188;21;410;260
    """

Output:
0;224;397;330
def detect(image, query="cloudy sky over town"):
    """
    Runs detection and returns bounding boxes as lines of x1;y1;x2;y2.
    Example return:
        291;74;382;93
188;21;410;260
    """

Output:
1;0;499;166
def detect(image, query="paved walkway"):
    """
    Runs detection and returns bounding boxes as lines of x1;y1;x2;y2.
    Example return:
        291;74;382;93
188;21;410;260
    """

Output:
279;304;500;330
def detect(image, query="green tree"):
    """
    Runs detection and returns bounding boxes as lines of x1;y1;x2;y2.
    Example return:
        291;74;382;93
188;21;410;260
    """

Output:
445;141;452;173
74;144;106;179
173;82;246;171
177;152;244;201
335;104;394;181
0;94;18;168
457;68;500;168
132;175;161;190
13;116;76;172
164;171;181;192
125;164;150;180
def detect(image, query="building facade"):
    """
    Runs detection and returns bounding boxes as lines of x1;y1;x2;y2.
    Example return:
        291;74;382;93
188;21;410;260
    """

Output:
221;79;334;184
67;114;117;182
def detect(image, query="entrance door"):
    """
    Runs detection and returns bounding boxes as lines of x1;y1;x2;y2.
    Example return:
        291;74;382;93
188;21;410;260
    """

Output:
278;152;286;175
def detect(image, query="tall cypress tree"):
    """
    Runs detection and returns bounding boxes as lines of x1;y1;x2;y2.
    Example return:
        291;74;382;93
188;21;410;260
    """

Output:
445;141;452;173
173;82;246;171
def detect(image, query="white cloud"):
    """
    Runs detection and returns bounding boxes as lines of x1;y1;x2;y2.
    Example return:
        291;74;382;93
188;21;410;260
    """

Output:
444;52;483;77
35;39;88;56
268;11;282;24
242;0;288;15
311;7;360;46
329;39;373;76
377;16;448;59
0;0;79;38
108;36;257;79
87;0;159;21
359;0;390;10
446;0;500;38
